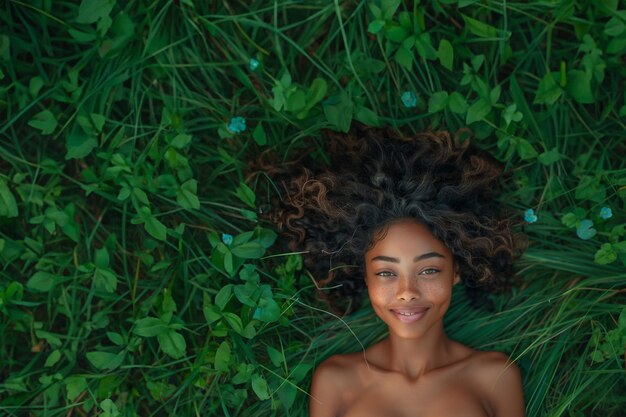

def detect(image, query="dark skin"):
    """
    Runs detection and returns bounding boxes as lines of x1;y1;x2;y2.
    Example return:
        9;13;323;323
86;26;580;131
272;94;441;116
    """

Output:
310;219;525;417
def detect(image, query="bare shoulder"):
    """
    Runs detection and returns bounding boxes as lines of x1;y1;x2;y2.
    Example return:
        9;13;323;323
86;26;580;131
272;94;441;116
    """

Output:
468;351;525;417
472;351;521;384
309;352;363;417
311;352;364;392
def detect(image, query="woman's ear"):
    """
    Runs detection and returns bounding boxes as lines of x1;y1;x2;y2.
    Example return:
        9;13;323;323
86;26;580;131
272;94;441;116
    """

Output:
453;264;461;285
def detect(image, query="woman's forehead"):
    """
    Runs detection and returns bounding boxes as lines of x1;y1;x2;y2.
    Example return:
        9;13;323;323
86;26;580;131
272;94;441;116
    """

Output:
367;219;451;256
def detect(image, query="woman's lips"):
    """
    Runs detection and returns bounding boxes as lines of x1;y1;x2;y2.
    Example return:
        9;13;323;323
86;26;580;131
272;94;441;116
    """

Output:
391;307;428;323
390;307;429;323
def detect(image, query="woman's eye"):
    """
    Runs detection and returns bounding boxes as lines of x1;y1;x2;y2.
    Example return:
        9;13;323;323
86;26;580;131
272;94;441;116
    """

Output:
376;271;395;277
420;268;439;276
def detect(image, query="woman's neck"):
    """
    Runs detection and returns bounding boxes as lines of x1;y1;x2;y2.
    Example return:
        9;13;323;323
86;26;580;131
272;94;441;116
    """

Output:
381;322;454;380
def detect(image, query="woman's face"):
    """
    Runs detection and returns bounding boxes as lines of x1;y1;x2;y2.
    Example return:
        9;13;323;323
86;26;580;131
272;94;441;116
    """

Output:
364;219;460;339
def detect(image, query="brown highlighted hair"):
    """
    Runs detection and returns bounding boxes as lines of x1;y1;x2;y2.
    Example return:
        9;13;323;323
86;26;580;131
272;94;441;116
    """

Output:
258;124;525;314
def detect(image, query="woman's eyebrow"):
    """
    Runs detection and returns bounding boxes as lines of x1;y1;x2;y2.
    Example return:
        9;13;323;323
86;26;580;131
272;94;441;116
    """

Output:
370;252;445;263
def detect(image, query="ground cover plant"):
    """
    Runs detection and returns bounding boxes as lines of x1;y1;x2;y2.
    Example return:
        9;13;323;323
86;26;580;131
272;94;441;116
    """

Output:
1;0;625;416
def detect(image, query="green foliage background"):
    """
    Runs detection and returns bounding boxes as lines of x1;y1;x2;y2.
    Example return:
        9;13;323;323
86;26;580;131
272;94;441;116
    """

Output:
1;0;625;416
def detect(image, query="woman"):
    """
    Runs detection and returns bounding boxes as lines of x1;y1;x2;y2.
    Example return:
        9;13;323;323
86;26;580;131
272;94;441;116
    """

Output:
262;124;526;417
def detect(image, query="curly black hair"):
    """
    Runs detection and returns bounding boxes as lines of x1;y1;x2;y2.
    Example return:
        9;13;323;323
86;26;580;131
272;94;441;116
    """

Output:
257;123;525;314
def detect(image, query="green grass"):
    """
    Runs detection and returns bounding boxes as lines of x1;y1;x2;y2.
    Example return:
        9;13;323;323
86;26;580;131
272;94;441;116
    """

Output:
1;0;625;416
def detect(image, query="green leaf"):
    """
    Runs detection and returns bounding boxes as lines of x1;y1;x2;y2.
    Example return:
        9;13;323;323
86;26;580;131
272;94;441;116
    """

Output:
437;39;453;70
27;271;56;292
224;251;234;275
160;292;175;324
69;29;97;42
279;71;291;88
232;363;255;384
44;350;62;367
354;106;380;126
270;83;285;111
133;317;168;337
395;45;413;70
489;85;501;104
235;182;256;208
65;377;88;402
566;70;594;104
381;0;401;20
100;398;120;417
94;267;117;293
5;282;23;301
86;351;124;370
240;264;260;283
66;127;97;159
253;124;267;146
28;110;58;135
415;32;437;60
428;91;449;113
447;92;468;114
285;88;306;112
242;322;257;339
90;113;106;132
595;243;617;265
534;72;562;105
538;147;562;165
575;176;606;202
251;373;270;400
386;25;408;43
177;179;200;210
94;247;109;268
157;329;186;359
398;11;411;29
465;98;491;124
145;215;167;241
234;282;259;307
0;179;18;218
232;242;266;259
323;91;353;133
106;332;124;346
233;231;254;246
515;139;538;160
214;341;231;372
266;345;284;367
203;303;221;324
471;55;485;72
462;14;498;38
253;294;281;322
77;0;115;24
133;187;149;205
367;20;385;34
502;103;523;126
215;284;232;310
604;14;626;37
301;77;327;115
222;312;244;334
170;133;192;149
369;3;382;19
255;227;277;248
561;208;586;228
29;76;44;97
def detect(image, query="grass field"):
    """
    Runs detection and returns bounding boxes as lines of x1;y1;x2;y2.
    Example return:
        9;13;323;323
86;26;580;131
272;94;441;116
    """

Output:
1;1;625;416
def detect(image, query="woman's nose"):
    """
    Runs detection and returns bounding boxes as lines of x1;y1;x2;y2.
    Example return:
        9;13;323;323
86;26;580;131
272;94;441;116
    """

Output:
396;275;420;300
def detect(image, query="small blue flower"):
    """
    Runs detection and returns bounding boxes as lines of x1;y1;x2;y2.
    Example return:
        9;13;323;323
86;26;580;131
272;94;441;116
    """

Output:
227;116;246;134
221;233;233;245
401;91;417;108
576;219;597;240
249;58;260;71
599;207;613;220
524;208;537;223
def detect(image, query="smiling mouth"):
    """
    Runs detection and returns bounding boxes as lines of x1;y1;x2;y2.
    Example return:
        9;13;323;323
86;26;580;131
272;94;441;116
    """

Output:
390;307;429;323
